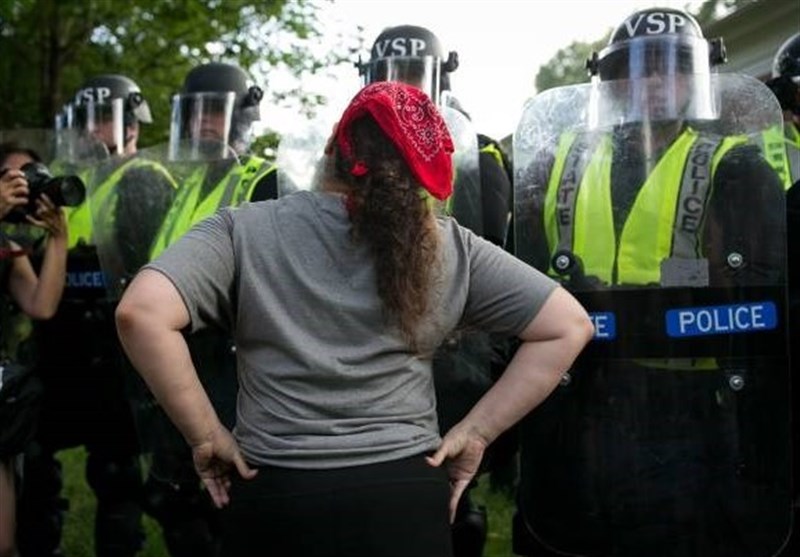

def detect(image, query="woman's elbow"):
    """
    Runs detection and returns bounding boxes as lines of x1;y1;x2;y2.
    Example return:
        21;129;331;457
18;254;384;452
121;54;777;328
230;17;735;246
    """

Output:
573;311;595;351
115;297;143;337
26;305;57;321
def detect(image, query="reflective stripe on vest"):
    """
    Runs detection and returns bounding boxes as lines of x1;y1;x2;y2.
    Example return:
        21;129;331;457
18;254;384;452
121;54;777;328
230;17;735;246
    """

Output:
546;127;745;285
149;157;275;260
480;142;507;171
756;125;794;190
786;122;800;187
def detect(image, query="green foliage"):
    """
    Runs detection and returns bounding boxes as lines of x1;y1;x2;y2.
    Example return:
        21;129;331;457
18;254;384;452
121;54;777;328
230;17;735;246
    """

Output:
534;37;607;93
0;0;360;145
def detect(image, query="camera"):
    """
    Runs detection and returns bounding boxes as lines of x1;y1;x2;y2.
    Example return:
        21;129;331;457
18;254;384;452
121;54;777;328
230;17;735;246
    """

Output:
2;162;86;224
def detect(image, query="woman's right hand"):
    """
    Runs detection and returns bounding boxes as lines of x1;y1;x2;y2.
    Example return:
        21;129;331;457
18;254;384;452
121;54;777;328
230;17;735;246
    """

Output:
191;424;258;509
0;168;29;219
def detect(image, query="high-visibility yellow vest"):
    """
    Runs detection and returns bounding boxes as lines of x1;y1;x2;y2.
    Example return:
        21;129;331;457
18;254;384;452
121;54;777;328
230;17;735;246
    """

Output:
64;157;177;249
150;156;275;260
545;127;747;285
756;123;799;190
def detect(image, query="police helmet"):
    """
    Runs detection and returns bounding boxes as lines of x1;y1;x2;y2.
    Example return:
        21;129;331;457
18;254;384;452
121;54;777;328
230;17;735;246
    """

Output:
58;74;150;160
73;74;153;125
767;33;800;114
587;7;724;125
169;62;263;160
358;24;458;105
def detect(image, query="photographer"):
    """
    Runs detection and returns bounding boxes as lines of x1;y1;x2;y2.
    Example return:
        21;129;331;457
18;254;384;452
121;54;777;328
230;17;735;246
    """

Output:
0;142;68;557
16;74;176;557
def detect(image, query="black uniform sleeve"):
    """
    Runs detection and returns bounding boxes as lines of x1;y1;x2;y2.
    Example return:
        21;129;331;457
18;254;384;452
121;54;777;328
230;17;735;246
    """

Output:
706;143;786;286
248;168;278;202
116;166;177;272
514;149;556;273
479;150;512;248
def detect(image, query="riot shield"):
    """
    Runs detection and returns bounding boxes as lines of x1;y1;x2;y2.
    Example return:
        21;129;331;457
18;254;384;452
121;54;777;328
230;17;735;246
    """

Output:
95;153;242;483
442;106;482;235
512;74;791;557
91;144;177;300
276;119;330;196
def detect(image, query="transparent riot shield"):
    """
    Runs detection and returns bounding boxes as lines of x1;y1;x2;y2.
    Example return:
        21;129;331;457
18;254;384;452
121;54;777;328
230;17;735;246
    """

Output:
442;105;482;236
91;144;176;299
95;151;243;483
276;118;331;197
512;74;791;557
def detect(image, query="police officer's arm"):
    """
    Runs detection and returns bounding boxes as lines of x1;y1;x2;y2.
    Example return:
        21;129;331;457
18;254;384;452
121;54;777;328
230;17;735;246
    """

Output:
116;166;177;271
707;144;786;286
514;150;555;273
248;167;278;202
7;198;67;320
426;286;593;521
479;150;512;247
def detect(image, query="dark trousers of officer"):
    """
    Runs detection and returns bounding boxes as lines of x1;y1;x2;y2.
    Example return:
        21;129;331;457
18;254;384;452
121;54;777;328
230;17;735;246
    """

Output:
16;332;144;557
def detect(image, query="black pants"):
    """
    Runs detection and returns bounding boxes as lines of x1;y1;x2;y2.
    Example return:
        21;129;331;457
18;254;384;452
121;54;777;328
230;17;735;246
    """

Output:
221;455;453;557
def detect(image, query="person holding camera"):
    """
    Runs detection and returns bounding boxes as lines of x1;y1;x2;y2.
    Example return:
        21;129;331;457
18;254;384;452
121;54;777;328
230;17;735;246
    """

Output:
0;142;68;557
16;74;176;557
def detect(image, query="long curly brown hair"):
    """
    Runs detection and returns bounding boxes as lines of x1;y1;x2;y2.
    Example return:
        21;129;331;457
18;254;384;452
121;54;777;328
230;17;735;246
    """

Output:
333;116;441;348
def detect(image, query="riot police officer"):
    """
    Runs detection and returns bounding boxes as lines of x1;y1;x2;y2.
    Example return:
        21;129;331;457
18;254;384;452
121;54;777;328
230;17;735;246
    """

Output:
137;61;276;557
17;74;176;557
358;24;513;557
765;32;800;189
512;8;789;557
766;31;800;556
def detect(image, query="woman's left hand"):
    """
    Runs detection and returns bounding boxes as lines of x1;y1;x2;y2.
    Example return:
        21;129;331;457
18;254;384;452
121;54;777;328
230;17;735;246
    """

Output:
25;194;67;240
191;425;258;508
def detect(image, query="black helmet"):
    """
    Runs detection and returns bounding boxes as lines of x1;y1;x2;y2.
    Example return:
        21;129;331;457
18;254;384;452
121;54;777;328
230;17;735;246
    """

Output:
587;7;724;125
181;62;264;114
772;33;800;80
587;8;725;81
58;74;150;160
767;33;800;114
358;24;458;105
169;62;264;160
73;74;152;125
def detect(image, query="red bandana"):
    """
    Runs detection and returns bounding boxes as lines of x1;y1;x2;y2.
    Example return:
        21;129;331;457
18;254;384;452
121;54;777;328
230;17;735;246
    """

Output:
335;81;454;201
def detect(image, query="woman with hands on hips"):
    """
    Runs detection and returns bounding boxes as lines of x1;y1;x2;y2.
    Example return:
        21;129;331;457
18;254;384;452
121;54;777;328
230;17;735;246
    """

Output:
115;82;594;557
0;142;68;557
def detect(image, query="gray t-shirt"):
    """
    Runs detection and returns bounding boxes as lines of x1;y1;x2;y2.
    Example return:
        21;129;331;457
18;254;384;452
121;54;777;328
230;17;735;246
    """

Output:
147;190;557;469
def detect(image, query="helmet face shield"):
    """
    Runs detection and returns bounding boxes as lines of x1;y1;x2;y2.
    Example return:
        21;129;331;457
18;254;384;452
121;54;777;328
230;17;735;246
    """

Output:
363;55;441;105
598;35;711;82
55;99;124;162
591;35;718;127
169;92;237;161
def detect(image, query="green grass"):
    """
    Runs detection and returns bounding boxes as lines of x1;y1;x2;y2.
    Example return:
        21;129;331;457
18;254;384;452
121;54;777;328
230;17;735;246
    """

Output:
58;447;167;557
471;475;516;557
58;447;516;556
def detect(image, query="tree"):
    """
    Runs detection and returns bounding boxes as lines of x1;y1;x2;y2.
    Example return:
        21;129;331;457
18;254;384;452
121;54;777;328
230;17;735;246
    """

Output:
534;37;607;93
0;0;360;146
